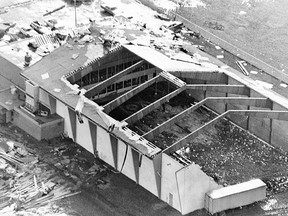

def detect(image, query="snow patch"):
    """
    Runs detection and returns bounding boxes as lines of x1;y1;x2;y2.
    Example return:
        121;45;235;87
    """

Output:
261;198;277;211
153;0;206;11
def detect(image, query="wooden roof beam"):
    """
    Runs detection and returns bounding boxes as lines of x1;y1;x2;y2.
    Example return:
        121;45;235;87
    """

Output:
123;85;186;125
186;84;250;95
85;60;145;98
104;75;164;113
142;96;272;141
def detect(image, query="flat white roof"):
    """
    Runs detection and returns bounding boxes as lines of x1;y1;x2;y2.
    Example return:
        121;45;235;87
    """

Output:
207;179;266;199
123;45;213;72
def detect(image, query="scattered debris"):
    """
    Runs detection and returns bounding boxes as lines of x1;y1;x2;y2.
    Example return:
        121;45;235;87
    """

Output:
236;60;249;76
250;70;258;75
0;139;80;215
167;21;183;33
43;5;65;17
280;83;288;88
215;45;221;50
154;13;171;21
204;20;225;31
100;5;116;16
72;53;79;59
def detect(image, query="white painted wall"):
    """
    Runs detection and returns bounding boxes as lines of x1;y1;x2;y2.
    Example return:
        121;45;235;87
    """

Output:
56;100;74;138
117;140;136;182
161;154;184;212
176;163;222;215
139;155;159;197
76;116;94;154
96;126;114;167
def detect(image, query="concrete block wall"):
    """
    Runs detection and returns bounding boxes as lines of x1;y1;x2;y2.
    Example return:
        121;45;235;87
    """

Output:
271;103;288;151
227;77;249;129
205;78;227;114
13;107;42;140
248;89;271;143
40;118;64;140
13;107;64;141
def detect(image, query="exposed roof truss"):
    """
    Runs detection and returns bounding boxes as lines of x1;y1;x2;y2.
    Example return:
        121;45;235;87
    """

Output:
123;85;186;125
85;60;145;98
104;75;164;113
143;96;272;141
164;109;288;154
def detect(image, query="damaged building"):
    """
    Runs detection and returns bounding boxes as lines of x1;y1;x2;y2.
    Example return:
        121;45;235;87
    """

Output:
2;24;288;214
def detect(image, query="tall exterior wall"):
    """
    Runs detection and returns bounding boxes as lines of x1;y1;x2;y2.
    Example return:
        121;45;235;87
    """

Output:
227;77;249;129
97;126;115;167
56;100;74;138
139;154;161;197
54;99;162;198
271;103;288;151
117;140;137;182
75;116;94;154
161;154;184;212
248;90;271;143
176;163;222;215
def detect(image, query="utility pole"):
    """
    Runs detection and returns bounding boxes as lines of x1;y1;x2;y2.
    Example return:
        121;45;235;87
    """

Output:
74;0;77;27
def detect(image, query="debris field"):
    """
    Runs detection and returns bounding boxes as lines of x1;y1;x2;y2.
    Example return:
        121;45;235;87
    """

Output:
0;124;111;215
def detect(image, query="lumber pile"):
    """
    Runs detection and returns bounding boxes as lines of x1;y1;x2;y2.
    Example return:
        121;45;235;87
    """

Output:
0;139;79;215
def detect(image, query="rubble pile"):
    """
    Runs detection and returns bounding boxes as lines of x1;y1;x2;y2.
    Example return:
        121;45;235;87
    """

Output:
265;177;288;195
0;139;79;215
179;118;288;190
0;0;210;70
43;138;110;189
0;132;112;215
